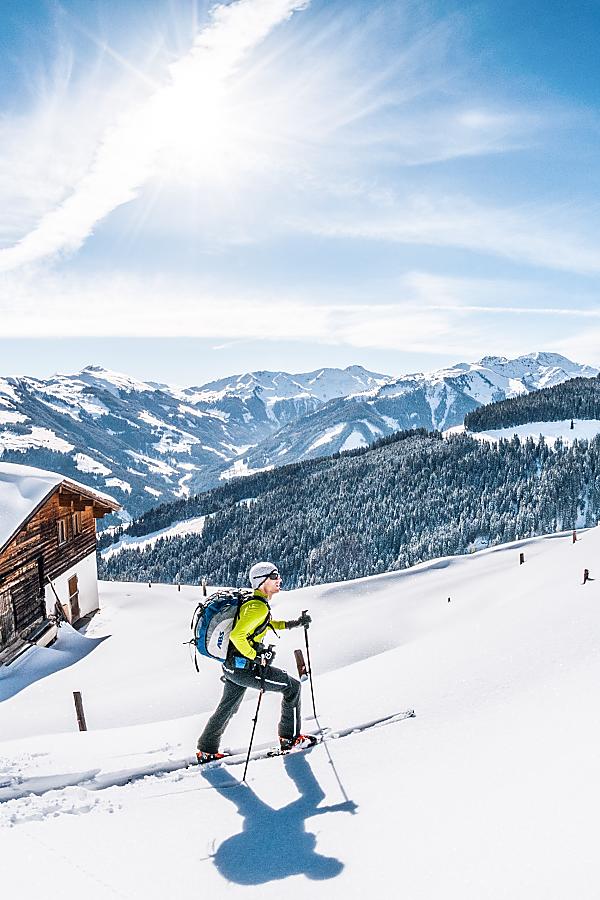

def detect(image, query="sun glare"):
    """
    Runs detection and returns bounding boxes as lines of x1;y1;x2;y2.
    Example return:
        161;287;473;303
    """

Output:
158;81;233;179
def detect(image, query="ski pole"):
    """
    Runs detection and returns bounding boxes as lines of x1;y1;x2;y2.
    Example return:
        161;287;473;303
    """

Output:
46;576;67;623
303;610;317;718
242;686;264;783
242;644;273;782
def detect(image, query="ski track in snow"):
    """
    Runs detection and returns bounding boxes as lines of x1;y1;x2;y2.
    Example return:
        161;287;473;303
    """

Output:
0;712;414;817
0;785;119;828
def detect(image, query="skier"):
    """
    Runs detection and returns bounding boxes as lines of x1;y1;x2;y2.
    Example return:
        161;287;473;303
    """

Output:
196;561;314;764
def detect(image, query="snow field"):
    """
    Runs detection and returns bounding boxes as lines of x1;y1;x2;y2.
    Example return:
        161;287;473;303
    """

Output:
468;418;600;445
0;527;599;898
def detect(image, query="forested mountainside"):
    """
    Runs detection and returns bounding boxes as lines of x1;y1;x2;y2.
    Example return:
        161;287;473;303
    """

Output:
99;429;600;588
465;375;600;432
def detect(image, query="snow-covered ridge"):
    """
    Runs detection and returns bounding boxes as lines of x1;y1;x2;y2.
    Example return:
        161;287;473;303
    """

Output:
232;352;599;474
378;351;597;407
0;354;597;517
180;365;390;405
77;365;158;397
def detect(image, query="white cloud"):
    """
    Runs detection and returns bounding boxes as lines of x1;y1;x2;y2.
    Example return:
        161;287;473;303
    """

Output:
295;193;600;275
401;271;600;316
0;0;554;273
0;50;130;245
0;0;309;273
3;268;597;366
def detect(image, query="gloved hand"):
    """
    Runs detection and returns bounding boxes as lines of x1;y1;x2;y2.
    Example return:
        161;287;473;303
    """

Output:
261;646;276;665
286;611;312;629
254;645;276;669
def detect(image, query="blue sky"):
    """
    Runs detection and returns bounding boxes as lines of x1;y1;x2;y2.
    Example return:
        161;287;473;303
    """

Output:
1;0;600;385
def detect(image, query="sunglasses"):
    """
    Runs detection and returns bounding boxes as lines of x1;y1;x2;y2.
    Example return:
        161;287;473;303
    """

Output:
265;572;281;580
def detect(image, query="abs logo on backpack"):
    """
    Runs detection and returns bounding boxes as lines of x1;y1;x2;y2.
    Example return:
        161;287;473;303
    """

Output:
191;589;252;662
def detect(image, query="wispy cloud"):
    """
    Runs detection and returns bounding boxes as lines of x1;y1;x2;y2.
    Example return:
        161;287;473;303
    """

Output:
401;271;600;316
1;0;553;272
0;0;309;273
294;193;600;275
2;267;598;366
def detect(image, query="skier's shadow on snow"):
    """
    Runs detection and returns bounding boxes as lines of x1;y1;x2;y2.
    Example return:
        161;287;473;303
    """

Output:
201;752;357;884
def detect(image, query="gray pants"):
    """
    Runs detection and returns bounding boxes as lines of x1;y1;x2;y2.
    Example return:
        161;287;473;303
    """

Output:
198;661;302;753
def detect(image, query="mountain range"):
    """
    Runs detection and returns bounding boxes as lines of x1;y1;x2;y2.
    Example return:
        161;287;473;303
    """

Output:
0;352;596;519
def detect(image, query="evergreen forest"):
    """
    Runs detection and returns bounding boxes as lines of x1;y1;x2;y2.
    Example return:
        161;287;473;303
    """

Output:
99;428;600;589
465;375;600;432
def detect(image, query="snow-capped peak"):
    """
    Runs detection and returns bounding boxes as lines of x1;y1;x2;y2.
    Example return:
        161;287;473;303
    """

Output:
77;366;157;396
182;366;391;406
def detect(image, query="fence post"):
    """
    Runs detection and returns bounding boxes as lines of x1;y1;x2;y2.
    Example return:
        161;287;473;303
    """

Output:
294;649;308;681
73;691;87;732
519;552;525;565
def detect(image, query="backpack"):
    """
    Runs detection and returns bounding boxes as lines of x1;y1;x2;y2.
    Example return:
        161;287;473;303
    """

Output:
190;588;253;665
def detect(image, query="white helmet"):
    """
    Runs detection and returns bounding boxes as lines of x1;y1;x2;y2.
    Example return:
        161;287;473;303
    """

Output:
249;561;279;590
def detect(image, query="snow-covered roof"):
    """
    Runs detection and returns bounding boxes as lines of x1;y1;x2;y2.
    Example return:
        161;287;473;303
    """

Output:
0;461;120;554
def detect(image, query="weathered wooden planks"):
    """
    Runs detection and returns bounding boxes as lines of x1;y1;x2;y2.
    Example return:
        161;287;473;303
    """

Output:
0;484;117;650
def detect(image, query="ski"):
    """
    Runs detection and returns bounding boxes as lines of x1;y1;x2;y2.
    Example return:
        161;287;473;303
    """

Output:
2;710;416;801
200;709;415;769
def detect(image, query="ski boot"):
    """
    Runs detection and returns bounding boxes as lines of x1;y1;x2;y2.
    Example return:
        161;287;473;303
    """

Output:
279;734;318;752
196;750;227;765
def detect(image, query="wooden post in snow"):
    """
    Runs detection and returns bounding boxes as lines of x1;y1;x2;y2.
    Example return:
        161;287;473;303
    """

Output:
519;552;525;565
573;529;577;544
294;649;308;682
73;691;87;732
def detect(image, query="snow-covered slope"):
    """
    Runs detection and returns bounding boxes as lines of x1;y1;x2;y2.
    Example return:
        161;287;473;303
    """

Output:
231;351;598;472
2;526;600;898
453;418;600;446
100;515;208;560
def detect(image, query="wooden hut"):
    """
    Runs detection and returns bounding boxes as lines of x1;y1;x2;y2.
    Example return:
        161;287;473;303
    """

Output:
0;461;120;664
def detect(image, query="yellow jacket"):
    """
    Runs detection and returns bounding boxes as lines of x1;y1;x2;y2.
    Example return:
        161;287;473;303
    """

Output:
229;590;287;659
